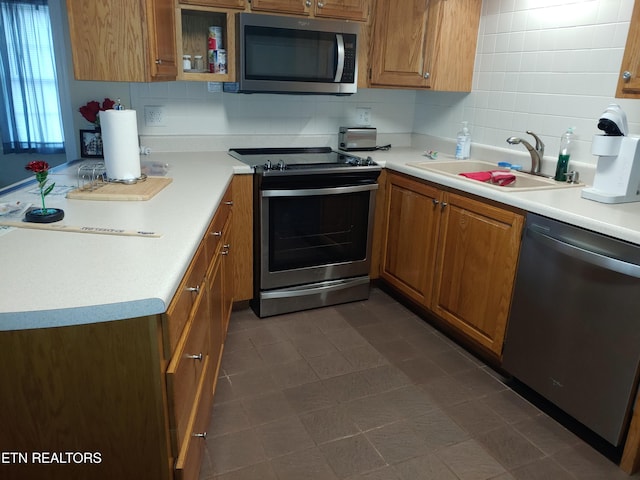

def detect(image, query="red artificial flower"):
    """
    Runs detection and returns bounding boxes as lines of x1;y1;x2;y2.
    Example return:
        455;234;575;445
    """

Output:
79;98;115;125
25;160;50;174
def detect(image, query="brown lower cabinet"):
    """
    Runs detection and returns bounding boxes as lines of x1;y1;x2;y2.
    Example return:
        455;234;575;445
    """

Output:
380;171;524;358
0;183;236;480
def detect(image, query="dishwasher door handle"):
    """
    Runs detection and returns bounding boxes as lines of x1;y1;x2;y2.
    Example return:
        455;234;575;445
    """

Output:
528;225;640;279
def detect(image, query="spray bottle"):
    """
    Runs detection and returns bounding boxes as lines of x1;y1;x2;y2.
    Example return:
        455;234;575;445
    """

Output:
455;121;471;159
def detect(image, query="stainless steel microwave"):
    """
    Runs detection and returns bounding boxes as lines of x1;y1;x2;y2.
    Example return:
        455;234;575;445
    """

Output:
223;13;359;95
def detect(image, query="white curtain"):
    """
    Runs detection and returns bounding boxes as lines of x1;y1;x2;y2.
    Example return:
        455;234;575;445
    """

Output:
0;0;64;153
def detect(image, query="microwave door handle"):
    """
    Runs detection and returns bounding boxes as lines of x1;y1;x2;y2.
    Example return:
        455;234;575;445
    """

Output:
334;34;345;82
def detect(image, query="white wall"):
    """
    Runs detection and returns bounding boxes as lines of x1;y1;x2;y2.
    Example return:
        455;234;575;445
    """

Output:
414;0;639;165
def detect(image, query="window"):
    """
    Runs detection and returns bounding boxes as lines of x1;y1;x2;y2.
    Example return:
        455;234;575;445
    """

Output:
0;0;64;154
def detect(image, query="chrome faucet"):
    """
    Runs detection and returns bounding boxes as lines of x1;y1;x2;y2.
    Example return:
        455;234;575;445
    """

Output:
506;131;545;175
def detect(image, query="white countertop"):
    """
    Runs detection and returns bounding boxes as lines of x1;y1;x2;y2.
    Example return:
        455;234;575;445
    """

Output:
3;146;639;332
367;147;640;246
0;152;250;331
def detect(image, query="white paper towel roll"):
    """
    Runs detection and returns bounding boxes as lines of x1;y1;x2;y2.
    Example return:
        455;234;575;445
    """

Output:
100;109;141;181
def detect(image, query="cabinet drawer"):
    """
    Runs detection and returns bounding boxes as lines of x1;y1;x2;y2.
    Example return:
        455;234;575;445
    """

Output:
165;241;207;354
167;287;210;453
205;186;233;266
174;355;214;480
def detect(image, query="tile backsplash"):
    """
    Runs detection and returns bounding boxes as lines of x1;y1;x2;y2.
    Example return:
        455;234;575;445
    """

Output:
131;0;639;166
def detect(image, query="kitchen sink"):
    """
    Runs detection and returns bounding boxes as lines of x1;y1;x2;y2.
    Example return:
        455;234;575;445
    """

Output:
407;160;583;192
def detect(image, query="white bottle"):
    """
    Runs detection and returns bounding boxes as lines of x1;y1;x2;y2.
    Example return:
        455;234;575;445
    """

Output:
455;121;471;159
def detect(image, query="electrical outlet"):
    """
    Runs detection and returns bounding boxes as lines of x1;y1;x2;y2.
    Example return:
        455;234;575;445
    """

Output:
144;105;166;127
356;107;371;126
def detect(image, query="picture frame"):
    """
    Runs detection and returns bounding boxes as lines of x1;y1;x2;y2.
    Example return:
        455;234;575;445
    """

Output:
80;129;103;158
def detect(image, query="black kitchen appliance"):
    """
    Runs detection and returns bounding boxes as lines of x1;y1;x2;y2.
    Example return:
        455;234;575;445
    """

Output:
229;147;381;317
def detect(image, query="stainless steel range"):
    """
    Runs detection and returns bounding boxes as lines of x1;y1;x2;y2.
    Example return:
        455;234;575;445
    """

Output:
229;147;381;317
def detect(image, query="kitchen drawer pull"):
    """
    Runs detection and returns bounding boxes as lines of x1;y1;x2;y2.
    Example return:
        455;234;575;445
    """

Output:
440;202;448;210
318;1;324;7
185;285;200;294
432;199;439;206
185;353;203;361
224;201;233;206
210;231;222;237
192;432;207;439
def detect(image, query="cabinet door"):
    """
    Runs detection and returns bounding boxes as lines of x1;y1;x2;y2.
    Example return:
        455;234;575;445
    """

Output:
432;193;523;356
381;173;440;306
66;0;176;82
617;0;640;97
370;0;430;88
314;0;369;21
148;0;178;80
250;0;309;15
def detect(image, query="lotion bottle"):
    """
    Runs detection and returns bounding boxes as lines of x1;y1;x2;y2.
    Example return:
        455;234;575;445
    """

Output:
455;121;471;159
554;127;574;181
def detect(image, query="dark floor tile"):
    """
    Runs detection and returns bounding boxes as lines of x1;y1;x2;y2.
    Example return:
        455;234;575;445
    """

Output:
359;364;411;394
452;367;508;398
345;465;403;480
300;404;360;445
209;428;266;476
245;323;289;347
222;330;254;353
325;327;370;351
411;409;470;451
420;374;474;407
513;414;581;456
255;416;315;458
475;425;544;470
213;376;235;404
396;356;448;384
345;392;403;431
374;338;423;364
241;390;295;426
480;389;541;425
320;433;386;479
283;380;336;414
270;447;339;480
444;399;508;436
307;307;352;332
394;453;459;480
212;461;278;480
337;302;382;329
208;400;250;438
307;350;359;379
270;358;320;389
291;332;339;359
341;344;389;370
405;330;456;356
431;349;479;375
552;443;628;480
509;457;574;480
225;368;278;399
321;371;378;403
255;339;303;365
380;385;437;419
357;321;403;346
365;420;430;464
436;439;507;480
220;345;264;375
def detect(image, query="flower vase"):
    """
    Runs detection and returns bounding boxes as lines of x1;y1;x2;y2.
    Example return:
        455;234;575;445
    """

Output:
25;208;64;223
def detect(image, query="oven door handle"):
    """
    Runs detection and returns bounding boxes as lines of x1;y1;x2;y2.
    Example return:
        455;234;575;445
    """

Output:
262;183;378;198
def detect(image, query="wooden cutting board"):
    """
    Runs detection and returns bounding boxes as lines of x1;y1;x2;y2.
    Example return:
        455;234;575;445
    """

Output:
66;177;172;201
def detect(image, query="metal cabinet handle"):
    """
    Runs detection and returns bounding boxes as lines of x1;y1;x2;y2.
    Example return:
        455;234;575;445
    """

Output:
318;1;324;7
186;285;200;294
623;71;632;82
224;201;233;206
440;202;448;210
192;432;207;439
186;353;203;361
432;199;440;206
211;231;222;237
423;72;430;79
155;59;163;65
221;244;230;255
305;0;312;5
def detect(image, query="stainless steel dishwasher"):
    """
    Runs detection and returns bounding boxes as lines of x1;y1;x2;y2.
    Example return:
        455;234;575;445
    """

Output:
502;213;640;447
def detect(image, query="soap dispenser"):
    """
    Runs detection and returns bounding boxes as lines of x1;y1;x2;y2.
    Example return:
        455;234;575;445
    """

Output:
554;127;574;181
455;121;471;159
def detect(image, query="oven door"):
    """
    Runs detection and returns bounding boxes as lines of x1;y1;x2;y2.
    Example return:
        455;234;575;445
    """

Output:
260;182;377;290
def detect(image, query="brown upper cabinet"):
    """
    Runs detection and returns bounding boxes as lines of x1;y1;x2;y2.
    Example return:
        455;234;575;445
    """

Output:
66;0;176;82
370;0;481;91
617;0;640;98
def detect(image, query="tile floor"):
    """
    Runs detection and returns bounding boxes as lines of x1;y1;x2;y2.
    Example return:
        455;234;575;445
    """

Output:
199;287;638;480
